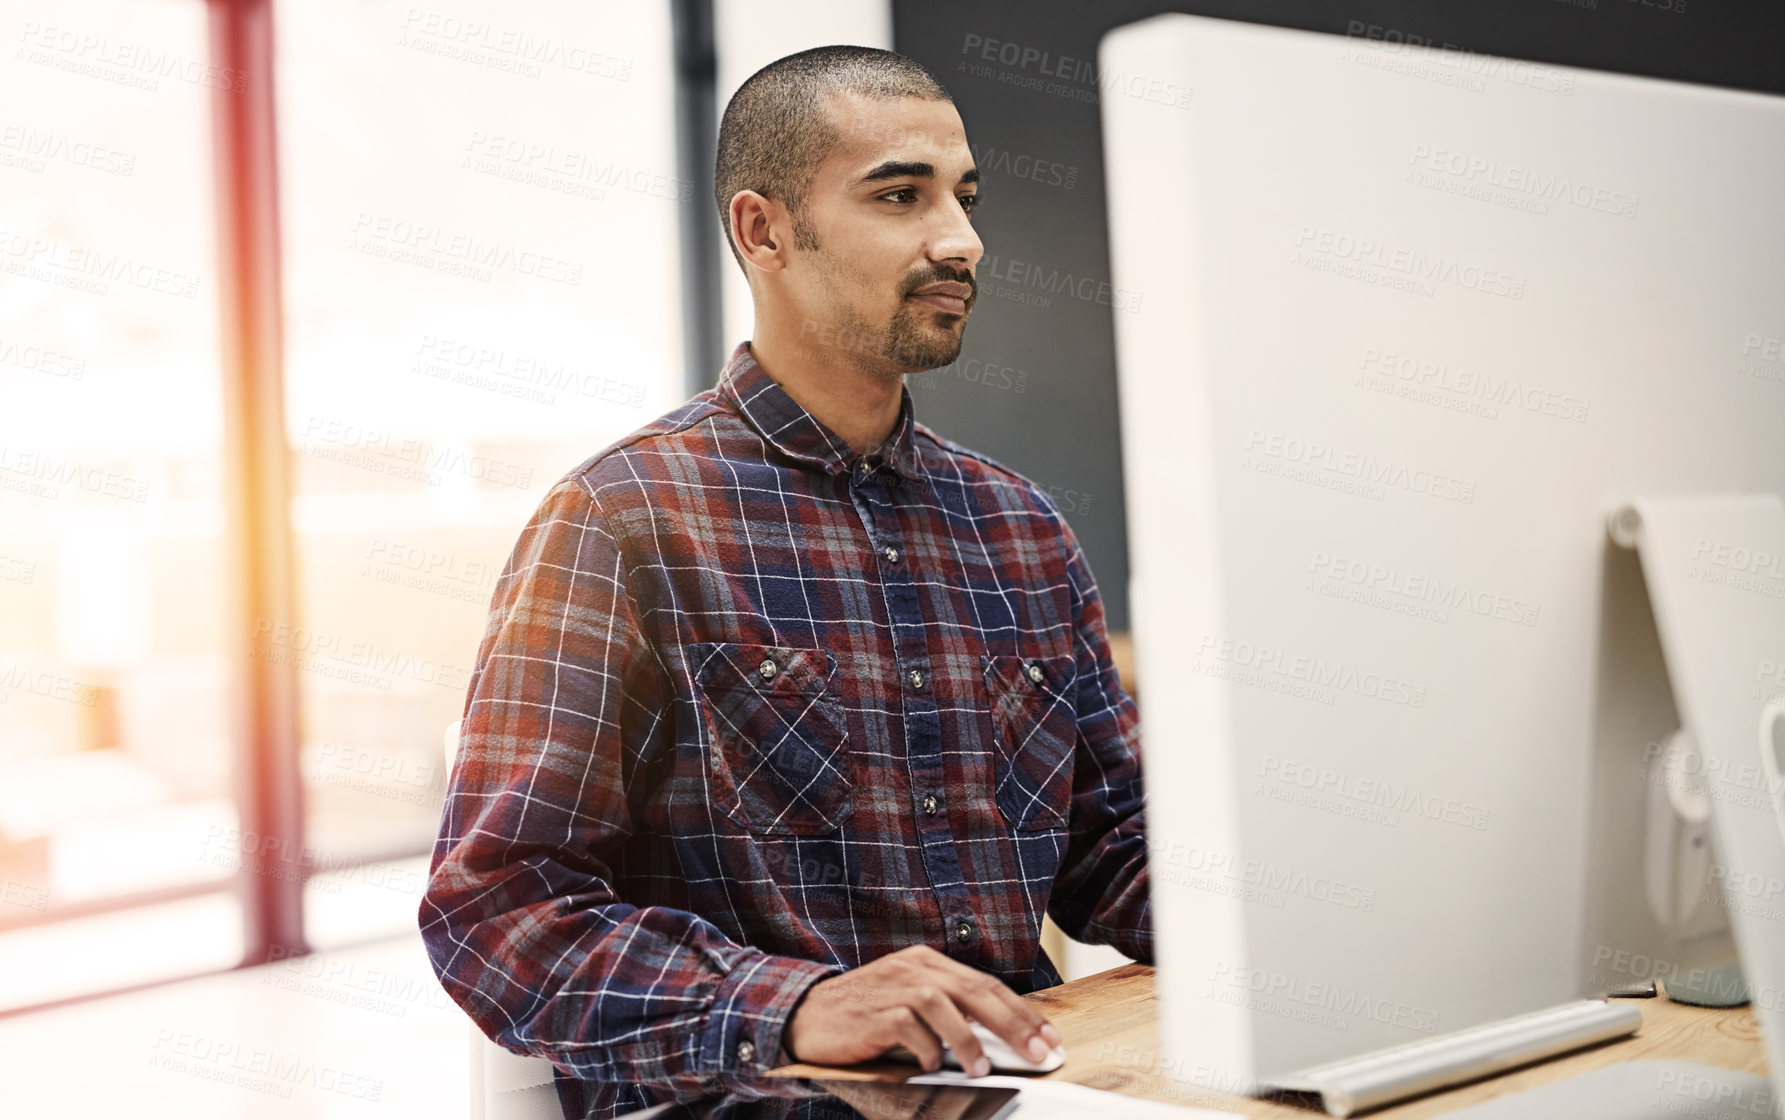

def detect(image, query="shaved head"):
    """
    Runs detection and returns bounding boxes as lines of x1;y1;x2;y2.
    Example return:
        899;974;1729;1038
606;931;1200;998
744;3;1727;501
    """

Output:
715;45;953;275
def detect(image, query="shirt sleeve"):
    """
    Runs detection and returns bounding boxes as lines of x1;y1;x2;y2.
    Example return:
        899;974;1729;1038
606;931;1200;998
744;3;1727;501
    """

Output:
418;478;840;1094
1045;513;1153;963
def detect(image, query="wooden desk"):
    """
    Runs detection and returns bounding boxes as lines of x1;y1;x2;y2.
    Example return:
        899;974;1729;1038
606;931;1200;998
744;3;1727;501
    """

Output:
770;964;1770;1116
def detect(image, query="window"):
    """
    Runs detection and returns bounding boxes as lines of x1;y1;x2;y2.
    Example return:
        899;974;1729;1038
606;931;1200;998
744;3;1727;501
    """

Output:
0;0;240;1011
1;0;688;1007
276;1;682;948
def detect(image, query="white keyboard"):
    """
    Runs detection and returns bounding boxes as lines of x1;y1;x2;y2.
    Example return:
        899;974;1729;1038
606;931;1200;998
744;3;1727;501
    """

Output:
1263;998;1643;1117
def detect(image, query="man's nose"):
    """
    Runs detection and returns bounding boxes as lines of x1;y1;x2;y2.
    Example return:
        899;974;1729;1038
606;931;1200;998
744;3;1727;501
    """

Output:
931;203;984;271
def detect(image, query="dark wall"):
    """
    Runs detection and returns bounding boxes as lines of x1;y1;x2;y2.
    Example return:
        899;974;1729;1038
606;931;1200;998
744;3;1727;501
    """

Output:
892;0;1785;632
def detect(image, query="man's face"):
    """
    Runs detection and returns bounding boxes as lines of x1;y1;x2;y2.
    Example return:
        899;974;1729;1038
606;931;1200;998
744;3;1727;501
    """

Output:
786;91;983;374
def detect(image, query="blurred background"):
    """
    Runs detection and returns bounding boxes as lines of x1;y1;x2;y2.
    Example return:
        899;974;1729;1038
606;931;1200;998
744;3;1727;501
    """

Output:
1;0;698;1015
2;0;1781;1112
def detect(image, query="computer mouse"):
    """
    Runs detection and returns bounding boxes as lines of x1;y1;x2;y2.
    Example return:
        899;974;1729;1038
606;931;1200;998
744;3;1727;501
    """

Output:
887;1021;1067;1074
957;1021;1066;1073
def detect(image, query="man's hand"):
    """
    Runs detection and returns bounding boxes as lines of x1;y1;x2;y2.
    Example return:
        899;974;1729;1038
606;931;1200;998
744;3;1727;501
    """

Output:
782;945;1063;1077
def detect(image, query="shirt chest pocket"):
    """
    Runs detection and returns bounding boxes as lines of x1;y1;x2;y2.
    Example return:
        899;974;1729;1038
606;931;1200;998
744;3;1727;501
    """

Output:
982;653;1078;831
693;641;853;836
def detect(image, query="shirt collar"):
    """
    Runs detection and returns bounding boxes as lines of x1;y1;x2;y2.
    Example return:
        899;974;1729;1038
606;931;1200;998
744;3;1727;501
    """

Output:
715;341;926;486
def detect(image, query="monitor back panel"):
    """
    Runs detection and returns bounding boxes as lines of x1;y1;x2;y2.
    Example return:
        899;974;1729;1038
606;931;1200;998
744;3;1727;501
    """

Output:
1099;12;1785;1089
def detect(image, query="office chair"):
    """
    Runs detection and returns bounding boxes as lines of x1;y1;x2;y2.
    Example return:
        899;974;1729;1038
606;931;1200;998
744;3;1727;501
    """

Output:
442;719;567;1120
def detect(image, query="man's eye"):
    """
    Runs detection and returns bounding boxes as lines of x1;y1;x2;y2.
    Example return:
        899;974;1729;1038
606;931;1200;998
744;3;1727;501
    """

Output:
878;189;980;212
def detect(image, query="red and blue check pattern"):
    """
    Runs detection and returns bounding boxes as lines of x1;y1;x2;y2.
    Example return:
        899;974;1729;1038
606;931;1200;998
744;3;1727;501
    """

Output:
420;341;1151;1117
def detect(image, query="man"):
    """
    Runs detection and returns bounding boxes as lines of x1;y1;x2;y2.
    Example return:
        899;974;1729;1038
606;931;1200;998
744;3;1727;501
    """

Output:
420;45;1150;1118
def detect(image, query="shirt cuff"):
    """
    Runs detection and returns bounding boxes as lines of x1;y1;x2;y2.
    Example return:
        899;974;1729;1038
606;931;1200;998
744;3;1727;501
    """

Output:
699;949;841;1077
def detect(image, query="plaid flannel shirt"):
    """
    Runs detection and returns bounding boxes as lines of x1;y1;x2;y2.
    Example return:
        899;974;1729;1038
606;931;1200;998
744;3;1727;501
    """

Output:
420;341;1151;1117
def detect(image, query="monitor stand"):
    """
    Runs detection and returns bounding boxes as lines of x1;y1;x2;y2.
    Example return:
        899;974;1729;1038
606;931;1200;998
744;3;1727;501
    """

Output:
1610;495;1785;1019
1442;495;1785;1118
1279;496;1785;1118
1438;1059;1773;1118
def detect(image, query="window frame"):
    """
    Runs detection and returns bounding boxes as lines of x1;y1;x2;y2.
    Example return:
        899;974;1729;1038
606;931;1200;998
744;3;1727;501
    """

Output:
0;0;715;1017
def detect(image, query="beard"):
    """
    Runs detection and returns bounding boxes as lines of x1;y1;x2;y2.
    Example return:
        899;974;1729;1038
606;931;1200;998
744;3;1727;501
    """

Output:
802;238;972;373
878;295;966;371
814;296;965;375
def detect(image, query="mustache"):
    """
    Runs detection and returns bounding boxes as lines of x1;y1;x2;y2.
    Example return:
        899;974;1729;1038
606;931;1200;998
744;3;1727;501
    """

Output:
903;269;976;300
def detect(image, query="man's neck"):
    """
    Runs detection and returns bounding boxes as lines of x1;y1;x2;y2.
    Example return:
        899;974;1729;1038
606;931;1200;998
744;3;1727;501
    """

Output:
747;330;904;456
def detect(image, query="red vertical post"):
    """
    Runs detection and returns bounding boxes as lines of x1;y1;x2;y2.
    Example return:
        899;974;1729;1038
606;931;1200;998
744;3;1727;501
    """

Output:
207;0;307;964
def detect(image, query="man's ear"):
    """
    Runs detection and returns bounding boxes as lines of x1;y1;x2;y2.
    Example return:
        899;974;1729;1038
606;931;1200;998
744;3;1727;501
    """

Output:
729;190;788;276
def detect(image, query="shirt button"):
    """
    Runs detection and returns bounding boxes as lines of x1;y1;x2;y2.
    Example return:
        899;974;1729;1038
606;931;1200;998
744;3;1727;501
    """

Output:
884;546;899;564
908;669;925;689
758;659;778;680
954;920;974;943
922;794;939;816
1026;662;1044;684
736;1039;756;1063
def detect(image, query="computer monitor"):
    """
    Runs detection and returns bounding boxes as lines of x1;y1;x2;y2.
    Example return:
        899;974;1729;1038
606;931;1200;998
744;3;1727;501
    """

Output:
1098;10;1785;1104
